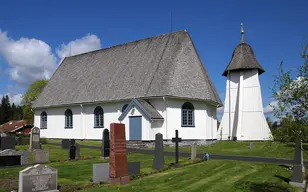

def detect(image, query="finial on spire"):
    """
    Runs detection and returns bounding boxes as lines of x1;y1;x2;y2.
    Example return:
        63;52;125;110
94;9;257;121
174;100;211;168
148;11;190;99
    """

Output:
241;23;244;43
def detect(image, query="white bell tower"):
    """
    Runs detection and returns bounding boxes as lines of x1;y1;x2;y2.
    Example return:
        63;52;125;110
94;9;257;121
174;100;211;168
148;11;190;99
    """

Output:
218;24;272;141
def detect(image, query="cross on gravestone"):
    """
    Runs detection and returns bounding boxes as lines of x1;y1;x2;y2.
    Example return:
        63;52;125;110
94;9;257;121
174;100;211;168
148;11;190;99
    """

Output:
153;133;164;170
101;129;110;159
29;127;41;150
172;130;182;165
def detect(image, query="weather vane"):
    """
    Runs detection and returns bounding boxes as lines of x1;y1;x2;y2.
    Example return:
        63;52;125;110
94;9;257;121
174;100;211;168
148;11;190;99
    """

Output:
241;23;244;43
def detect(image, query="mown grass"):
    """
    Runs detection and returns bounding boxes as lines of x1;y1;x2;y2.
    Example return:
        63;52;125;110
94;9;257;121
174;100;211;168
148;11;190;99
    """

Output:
47;139;302;159
82;160;300;192
0;144;192;192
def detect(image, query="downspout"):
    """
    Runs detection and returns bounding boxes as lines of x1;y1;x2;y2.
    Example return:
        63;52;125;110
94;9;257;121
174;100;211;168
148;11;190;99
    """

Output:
228;71;231;140
163;97;168;140
80;104;85;139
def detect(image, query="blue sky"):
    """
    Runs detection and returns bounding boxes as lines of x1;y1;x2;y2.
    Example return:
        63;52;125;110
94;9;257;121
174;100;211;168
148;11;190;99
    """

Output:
0;0;307;120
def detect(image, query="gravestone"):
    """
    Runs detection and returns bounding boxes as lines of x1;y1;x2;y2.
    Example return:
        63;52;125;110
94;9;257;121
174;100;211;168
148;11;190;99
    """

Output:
69;145;77;160
1;134;15;150
29;127;40;150
34;150;50;164
172;130;182;165
0;149;29;166
17;136;23;145
18;164;59;192
101;129;110;159
191;142;197;161
109;123;129;184
152;133;164;170
289;138;306;189
249;142;254;150
92;163;109;183
70;139;76;146
61;139;70;149
203;153;210;161
128;162;140;176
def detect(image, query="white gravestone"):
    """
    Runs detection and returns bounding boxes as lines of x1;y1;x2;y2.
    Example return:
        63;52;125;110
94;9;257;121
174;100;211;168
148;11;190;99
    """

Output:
191;142;197;161
19;164;59;192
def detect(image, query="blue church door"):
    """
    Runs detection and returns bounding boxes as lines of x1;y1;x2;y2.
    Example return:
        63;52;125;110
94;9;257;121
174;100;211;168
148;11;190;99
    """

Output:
129;116;142;140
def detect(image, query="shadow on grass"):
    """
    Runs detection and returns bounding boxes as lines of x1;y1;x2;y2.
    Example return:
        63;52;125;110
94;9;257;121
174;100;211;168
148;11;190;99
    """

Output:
245;182;293;192
274;174;290;183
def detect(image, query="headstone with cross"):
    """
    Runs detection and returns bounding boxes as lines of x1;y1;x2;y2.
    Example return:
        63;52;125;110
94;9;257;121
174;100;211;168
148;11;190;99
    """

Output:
171;130;182;165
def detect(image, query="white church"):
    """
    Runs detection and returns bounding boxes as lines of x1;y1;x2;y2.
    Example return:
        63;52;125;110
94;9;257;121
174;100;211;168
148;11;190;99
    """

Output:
33;30;222;141
218;24;272;141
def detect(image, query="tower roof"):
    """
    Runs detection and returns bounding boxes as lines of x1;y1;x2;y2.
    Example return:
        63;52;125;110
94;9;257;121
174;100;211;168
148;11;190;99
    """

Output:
222;42;265;76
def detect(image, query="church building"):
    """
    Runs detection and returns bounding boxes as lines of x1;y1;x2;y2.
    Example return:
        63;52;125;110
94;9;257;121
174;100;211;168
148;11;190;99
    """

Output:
33;30;222;141
218;24;272;141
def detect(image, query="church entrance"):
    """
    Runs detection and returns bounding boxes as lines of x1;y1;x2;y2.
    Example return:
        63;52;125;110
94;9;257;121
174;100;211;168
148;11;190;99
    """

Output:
129;116;142;140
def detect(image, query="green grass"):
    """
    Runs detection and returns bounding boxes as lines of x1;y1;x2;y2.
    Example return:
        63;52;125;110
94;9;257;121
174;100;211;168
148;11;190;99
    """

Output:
0;144;191;192
82;160;300;192
47;139;303;159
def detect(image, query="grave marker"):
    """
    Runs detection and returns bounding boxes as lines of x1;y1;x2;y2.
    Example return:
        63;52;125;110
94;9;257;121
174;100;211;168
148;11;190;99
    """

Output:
191;142;197;161
0;134;15;150
61;139;70;149
172;130;182;165
69;145;76;160
0;149;29;166
128;162;140;176
109;123;129;184
18;164;59;192
29;127;40;150
34;150;50;164
92;163;109;183
153;133;164;170
17;136;23;145
101;129;110;159
250;142;254;150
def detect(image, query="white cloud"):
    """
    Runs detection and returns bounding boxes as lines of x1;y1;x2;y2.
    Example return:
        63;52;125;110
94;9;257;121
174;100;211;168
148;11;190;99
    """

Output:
0;29;102;88
263;100;278;114
56;34;101;59
0;29;57;86
0;93;23;106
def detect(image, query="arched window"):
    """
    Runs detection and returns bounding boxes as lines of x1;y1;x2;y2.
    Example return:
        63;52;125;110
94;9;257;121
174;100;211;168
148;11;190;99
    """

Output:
40;111;47;129
94;106;104;128
181;102;195;127
65;109;73;128
121;104;129;112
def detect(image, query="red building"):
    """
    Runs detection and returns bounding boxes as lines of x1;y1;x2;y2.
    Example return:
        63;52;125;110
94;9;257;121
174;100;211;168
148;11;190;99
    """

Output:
0;120;33;135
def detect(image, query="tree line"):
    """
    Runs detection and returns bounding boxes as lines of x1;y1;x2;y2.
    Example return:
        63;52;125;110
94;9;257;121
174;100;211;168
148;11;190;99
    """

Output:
0;95;23;124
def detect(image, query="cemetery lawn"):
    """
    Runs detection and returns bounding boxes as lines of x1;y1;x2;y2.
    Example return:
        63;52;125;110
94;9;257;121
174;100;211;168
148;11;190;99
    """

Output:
0;144;194;192
82;160;301;192
47;139;306;159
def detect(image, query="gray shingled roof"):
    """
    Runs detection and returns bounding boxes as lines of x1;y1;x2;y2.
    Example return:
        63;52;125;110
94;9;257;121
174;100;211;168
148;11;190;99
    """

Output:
33;30;222;108
137;99;163;120
222;43;265;76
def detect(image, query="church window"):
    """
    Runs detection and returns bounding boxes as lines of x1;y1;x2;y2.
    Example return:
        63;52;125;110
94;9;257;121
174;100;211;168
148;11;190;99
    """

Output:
182;102;194;127
122;104;129;112
40;111;47;129
94;106;104;128
65;109;73;128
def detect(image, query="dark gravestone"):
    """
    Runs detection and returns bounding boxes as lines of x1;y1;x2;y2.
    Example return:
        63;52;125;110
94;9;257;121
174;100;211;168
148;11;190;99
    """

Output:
0;155;20;166
70;139;76;146
1;135;15;150
69;145;77;160
171;130;182;165
289;138;305;188
101;129;110;159
17;136;23;145
75;143;80;160
153;133;164;170
61;139;70;149
128;162;140;176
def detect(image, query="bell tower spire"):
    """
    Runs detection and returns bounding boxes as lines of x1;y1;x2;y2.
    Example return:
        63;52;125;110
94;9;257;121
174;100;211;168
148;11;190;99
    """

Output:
241;23;244;43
